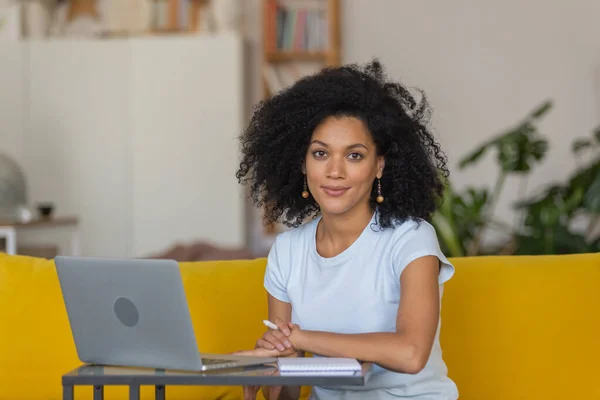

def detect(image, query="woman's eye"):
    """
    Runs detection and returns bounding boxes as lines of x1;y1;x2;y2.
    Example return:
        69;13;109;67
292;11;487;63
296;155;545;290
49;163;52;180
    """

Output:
348;153;363;160
313;150;326;158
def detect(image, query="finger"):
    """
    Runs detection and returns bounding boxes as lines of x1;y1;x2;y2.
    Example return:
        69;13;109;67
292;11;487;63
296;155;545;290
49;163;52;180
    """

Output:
244;346;281;358
233;349;256;356
288;321;299;330
273;317;291;335
277;346;297;357
265;331;293;350
235;348;276;358
256;338;275;350
262;334;286;352
253;344;296;358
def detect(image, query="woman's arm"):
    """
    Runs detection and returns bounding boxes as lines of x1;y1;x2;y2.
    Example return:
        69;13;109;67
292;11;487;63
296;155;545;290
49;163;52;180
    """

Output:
290;255;441;374
262;295;304;400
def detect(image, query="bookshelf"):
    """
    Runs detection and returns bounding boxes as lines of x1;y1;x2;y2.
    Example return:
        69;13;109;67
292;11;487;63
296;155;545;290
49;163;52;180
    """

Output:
260;0;341;236
150;0;209;33
262;0;341;97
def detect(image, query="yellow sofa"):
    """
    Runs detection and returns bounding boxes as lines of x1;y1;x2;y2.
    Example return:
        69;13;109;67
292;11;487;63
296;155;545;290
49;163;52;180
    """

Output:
1;252;599;400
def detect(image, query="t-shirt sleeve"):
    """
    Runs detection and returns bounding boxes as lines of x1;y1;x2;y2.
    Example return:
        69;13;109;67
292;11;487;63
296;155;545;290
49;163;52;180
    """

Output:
263;234;291;303
391;220;455;285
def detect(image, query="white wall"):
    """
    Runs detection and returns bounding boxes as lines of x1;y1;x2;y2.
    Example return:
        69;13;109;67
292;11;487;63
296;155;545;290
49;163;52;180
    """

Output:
0;34;245;257
342;0;600;242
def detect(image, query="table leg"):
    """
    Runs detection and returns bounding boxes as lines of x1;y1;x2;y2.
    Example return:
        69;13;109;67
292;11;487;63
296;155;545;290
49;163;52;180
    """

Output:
130;385;140;400
0;227;17;255
155;385;165;400
62;385;74;400
94;385;104;400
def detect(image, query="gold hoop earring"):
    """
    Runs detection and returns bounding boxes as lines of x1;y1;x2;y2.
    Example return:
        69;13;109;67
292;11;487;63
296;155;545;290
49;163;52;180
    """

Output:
376;178;384;203
302;175;309;198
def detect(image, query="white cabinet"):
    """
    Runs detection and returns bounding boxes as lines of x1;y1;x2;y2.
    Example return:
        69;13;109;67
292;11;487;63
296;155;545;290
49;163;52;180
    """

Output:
0;34;246;257
129;35;245;256
0;43;26;165
25;40;132;257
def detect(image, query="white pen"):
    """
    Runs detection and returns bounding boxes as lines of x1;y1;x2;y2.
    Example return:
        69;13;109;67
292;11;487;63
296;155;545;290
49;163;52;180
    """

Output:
263;320;279;330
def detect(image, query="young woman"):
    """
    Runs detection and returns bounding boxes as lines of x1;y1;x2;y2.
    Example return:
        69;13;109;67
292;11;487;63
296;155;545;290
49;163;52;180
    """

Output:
235;60;458;400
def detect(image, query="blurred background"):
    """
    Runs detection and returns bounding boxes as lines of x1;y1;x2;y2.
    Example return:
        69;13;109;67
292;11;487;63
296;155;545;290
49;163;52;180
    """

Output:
0;0;598;261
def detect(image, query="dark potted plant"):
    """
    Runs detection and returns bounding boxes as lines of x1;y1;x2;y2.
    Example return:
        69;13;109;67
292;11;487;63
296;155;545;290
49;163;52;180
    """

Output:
433;100;600;257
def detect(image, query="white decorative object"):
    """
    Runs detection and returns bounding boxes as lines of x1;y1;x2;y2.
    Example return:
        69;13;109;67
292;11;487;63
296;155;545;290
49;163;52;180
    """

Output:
0;152;28;221
210;0;241;33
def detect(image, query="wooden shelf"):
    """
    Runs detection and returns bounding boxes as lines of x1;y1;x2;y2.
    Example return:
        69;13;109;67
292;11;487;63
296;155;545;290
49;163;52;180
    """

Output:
266;51;328;63
0;216;78;228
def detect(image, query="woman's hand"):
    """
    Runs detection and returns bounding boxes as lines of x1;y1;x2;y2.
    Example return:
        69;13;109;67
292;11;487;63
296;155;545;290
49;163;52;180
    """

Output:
240;367;283;400
236;320;303;400
256;318;300;353
233;348;284;399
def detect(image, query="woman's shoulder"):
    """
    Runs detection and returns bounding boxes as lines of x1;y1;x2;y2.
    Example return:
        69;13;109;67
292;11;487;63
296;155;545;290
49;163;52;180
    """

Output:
271;216;320;249
382;216;454;283
378;216;448;260
378;216;437;241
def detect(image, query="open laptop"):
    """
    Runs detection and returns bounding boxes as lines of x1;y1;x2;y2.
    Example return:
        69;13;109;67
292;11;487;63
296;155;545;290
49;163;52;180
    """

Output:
54;256;276;372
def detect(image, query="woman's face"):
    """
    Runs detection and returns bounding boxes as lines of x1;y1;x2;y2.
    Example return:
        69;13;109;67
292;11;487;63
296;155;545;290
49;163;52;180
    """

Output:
304;116;384;217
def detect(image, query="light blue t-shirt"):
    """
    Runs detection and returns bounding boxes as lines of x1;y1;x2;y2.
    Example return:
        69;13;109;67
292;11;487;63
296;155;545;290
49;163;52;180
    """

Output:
264;211;459;400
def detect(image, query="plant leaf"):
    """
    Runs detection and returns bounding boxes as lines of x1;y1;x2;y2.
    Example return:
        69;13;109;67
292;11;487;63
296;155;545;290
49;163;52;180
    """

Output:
530;100;553;119
495;130;548;173
514;224;591;255
572;139;593;154
583;171;600;214
458;101;552;172
458;144;489;169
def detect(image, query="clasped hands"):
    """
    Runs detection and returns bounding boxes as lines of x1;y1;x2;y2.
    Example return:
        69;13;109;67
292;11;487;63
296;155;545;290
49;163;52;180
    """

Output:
258;317;301;354
236;318;303;400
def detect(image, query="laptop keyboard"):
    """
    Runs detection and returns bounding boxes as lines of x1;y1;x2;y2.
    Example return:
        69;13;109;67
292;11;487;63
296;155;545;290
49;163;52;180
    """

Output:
201;358;237;367
202;358;227;365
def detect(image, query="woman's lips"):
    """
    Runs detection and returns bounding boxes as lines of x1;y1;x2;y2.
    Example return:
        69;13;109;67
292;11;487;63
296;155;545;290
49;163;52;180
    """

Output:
321;186;350;197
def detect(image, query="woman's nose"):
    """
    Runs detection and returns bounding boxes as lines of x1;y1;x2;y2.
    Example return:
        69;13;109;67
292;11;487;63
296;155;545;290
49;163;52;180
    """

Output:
326;157;345;178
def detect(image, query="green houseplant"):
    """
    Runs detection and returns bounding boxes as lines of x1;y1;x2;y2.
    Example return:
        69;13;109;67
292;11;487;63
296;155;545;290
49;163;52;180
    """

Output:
433;100;600;257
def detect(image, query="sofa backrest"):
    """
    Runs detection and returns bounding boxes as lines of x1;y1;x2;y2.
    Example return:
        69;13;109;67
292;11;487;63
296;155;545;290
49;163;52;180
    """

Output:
1;252;599;400
440;253;600;399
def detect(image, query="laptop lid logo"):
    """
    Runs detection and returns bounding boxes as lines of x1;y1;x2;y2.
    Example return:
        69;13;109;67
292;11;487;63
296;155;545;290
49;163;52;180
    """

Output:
114;297;139;327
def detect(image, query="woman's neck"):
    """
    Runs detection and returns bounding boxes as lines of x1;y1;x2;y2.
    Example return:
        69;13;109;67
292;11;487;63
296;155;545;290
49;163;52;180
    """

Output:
316;203;375;258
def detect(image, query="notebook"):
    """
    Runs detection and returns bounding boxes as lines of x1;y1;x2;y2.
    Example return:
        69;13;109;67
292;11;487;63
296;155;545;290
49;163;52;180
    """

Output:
277;357;362;375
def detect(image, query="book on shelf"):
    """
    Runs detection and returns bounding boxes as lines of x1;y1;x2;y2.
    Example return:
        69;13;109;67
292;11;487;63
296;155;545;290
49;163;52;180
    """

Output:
151;0;206;32
265;0;329;53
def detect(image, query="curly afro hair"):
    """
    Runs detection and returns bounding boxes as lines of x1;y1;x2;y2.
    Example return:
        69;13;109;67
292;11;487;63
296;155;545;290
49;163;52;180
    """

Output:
236;59;449;229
